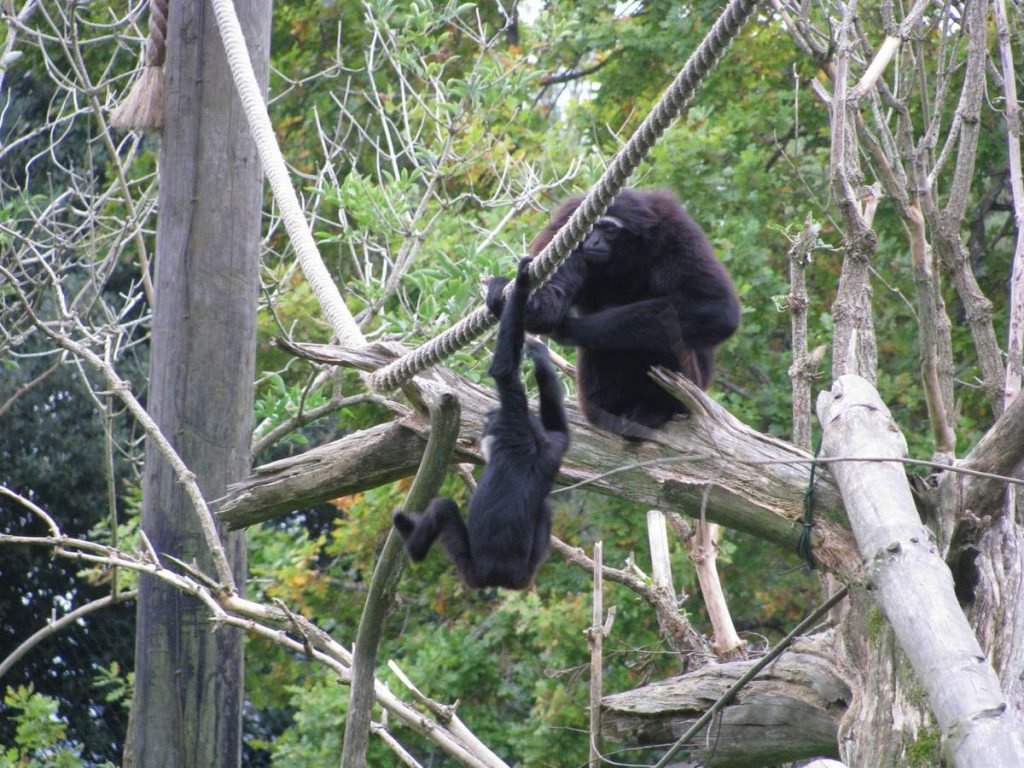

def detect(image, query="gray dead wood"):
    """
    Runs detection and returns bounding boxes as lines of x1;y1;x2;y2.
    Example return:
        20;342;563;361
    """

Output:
218;343;858;569
940;389;1024;538
816;374;1024;766
216;421;429;529
601;640;849;767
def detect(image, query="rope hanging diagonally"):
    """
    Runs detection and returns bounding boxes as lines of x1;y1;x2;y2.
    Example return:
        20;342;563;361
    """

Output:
368;0;761;392
207;0;365;347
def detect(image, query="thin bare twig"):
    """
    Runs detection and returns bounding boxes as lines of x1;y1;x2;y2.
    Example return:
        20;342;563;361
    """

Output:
0;590;137;680
0;266;236;589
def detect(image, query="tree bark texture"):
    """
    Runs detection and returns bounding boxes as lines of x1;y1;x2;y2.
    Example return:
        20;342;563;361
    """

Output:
129;0;271;765
816;375;1024;766
966;514;1024;721
940;392;1024;729
831;592;941;766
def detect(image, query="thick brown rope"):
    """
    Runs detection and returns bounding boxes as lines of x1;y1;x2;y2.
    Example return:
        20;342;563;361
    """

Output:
110;0;169;130
369;0;761;391
144;0;169;67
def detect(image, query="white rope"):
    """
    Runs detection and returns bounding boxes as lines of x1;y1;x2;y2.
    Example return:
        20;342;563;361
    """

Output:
206;0;364;346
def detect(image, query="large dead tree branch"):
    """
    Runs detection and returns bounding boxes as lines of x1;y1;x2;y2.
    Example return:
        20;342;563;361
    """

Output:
941;390;1024;593
817;375;1024;766
942;389;1024;520
217;343;859;572
216;421;429;528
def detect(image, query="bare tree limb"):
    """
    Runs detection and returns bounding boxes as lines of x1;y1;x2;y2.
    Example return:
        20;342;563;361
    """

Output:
550;535;706;657
0;522;508;768
684;513;745;660
342;392;461;768
817;375;1024;766
785;216;825;451
0;266;237;589
828;2;879;382
225;341;859;573
218;421;431;529
993;0;1024;407
941;386;1024;540
923;0;1005;412
588;541;606;768
0;590;137;680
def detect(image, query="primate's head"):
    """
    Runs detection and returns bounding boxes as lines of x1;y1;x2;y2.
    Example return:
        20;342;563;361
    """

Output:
602;189;660;235
579;216;624;264
562;189;663;265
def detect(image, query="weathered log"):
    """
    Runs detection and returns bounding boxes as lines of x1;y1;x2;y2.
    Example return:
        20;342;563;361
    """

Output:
216;421;430;529
601;640;849;767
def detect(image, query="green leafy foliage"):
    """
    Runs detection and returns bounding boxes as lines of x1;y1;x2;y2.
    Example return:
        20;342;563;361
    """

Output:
1;686;116;768
5;0;1019;764
240;3;844;763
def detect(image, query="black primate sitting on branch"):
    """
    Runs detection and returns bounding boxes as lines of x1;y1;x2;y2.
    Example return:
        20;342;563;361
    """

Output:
393;259;569;589
488;188;740;439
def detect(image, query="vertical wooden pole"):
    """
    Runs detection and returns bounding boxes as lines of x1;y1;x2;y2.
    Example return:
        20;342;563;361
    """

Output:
588;541;604;768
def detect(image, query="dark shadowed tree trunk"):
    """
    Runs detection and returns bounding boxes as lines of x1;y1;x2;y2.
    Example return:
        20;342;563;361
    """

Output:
127;0;271;765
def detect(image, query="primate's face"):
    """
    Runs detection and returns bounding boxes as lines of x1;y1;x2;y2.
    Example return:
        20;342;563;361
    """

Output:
579;216;624;264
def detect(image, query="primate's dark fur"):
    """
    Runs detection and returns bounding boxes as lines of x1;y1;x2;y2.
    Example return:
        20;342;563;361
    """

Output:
393;259;569;589
488;189;739;438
